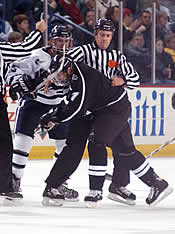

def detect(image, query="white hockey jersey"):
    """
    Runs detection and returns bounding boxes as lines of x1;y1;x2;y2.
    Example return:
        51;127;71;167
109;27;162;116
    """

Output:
6;47;69;105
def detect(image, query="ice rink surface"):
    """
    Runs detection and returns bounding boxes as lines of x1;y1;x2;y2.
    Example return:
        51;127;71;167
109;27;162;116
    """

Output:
0;157;175;234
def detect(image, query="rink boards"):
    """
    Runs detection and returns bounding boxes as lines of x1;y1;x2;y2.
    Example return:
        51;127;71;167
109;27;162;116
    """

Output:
6;86;175;159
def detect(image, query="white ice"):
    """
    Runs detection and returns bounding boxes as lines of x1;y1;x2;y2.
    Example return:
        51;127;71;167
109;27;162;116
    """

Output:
0;157;175;234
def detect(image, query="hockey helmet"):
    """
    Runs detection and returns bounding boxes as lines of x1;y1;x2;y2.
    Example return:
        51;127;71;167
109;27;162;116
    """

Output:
50;24;72;39
94;18;115;32
51;54;74;86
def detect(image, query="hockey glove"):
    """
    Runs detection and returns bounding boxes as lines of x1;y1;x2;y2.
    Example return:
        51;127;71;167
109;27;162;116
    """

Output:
39;107;61;131
9;74;37;101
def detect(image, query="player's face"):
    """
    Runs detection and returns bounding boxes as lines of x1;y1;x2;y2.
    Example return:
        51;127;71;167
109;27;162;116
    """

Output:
54;67;71;85
54;37;70;50
95;30;113;49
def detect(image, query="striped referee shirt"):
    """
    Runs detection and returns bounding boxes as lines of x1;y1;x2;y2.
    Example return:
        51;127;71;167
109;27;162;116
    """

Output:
67;41;140;90
0;30;42;96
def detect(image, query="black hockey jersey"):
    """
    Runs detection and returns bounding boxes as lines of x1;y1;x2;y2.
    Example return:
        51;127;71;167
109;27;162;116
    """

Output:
56;62;130;123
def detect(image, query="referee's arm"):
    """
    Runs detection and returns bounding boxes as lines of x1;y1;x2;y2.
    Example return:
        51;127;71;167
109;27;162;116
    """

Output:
0;20;46;62
112;51;140;89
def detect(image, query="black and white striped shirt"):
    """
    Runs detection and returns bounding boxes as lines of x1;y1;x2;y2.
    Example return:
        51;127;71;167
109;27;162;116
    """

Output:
67;41;140;89
0;30;42;97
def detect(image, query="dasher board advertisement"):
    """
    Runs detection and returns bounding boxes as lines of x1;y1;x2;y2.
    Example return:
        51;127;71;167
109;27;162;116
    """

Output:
6;86;175;147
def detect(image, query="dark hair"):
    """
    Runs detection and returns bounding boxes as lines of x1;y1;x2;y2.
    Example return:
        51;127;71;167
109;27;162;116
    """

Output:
139;10;151;18
13;14;28;26
8;31;23;43
105;6;119;21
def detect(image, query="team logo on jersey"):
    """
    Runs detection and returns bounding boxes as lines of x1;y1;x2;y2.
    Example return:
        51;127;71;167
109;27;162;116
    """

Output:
70;92;79;101
108;60;119;68
72;74;78;80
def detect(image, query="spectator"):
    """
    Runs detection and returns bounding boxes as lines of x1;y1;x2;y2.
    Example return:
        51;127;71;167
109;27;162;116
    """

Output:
146;0;171;21
75;9;95;45
105;6;119;48
97;0;119;19
77;0;95;18
135;10;152;49
156;11;172;42
124;32;151;84
33;0;67;31
57;0;84;25
0;4;13;41
162;0;175;22
164;33;175;62
12;14;30;39
105;5;119;25
108;7;140;49
122;8;139;48
155;38;175;83
8;31;23;43
13;0;36;31
123;0;144;18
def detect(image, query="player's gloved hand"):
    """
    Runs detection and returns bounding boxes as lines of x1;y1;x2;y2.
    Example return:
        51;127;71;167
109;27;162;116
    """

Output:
9;74;36;101
172;93;175;109
39;107;61;131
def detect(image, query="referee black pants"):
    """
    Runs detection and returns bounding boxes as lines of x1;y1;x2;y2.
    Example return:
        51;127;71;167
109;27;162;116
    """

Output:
0;98;13;192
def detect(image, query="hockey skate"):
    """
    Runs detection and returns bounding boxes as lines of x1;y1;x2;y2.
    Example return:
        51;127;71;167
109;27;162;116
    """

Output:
0;191;23;206
84;190;103;208
42;185;65;206
57;182;79;201
0;191;23;200
108;183;136;206
146;177;173;206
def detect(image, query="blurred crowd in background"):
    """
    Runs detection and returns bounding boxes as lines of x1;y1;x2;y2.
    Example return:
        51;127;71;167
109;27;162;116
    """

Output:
1;0;175;85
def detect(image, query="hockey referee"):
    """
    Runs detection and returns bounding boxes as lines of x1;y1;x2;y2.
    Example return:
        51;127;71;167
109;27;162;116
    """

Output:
0;19;46;201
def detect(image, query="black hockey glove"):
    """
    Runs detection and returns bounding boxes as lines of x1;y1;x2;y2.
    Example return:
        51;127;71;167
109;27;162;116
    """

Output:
172;93;175;109
39;107;61;131
9;74;36;101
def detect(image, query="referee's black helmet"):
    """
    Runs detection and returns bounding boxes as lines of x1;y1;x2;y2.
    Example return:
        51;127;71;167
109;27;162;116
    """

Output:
94;18;115;32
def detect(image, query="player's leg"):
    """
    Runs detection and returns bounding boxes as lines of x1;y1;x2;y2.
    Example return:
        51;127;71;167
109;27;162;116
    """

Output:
42;118;92;205
129;150;173;206
12;99;51;193
111;122;173;206
48;122;79;201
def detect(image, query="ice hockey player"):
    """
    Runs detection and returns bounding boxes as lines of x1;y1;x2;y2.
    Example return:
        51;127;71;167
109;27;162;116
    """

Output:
39;55;173;207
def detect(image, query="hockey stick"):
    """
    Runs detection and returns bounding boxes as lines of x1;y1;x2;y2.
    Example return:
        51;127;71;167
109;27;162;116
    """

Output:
105;137;175;181
31;44;66;95
146;137;175;159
